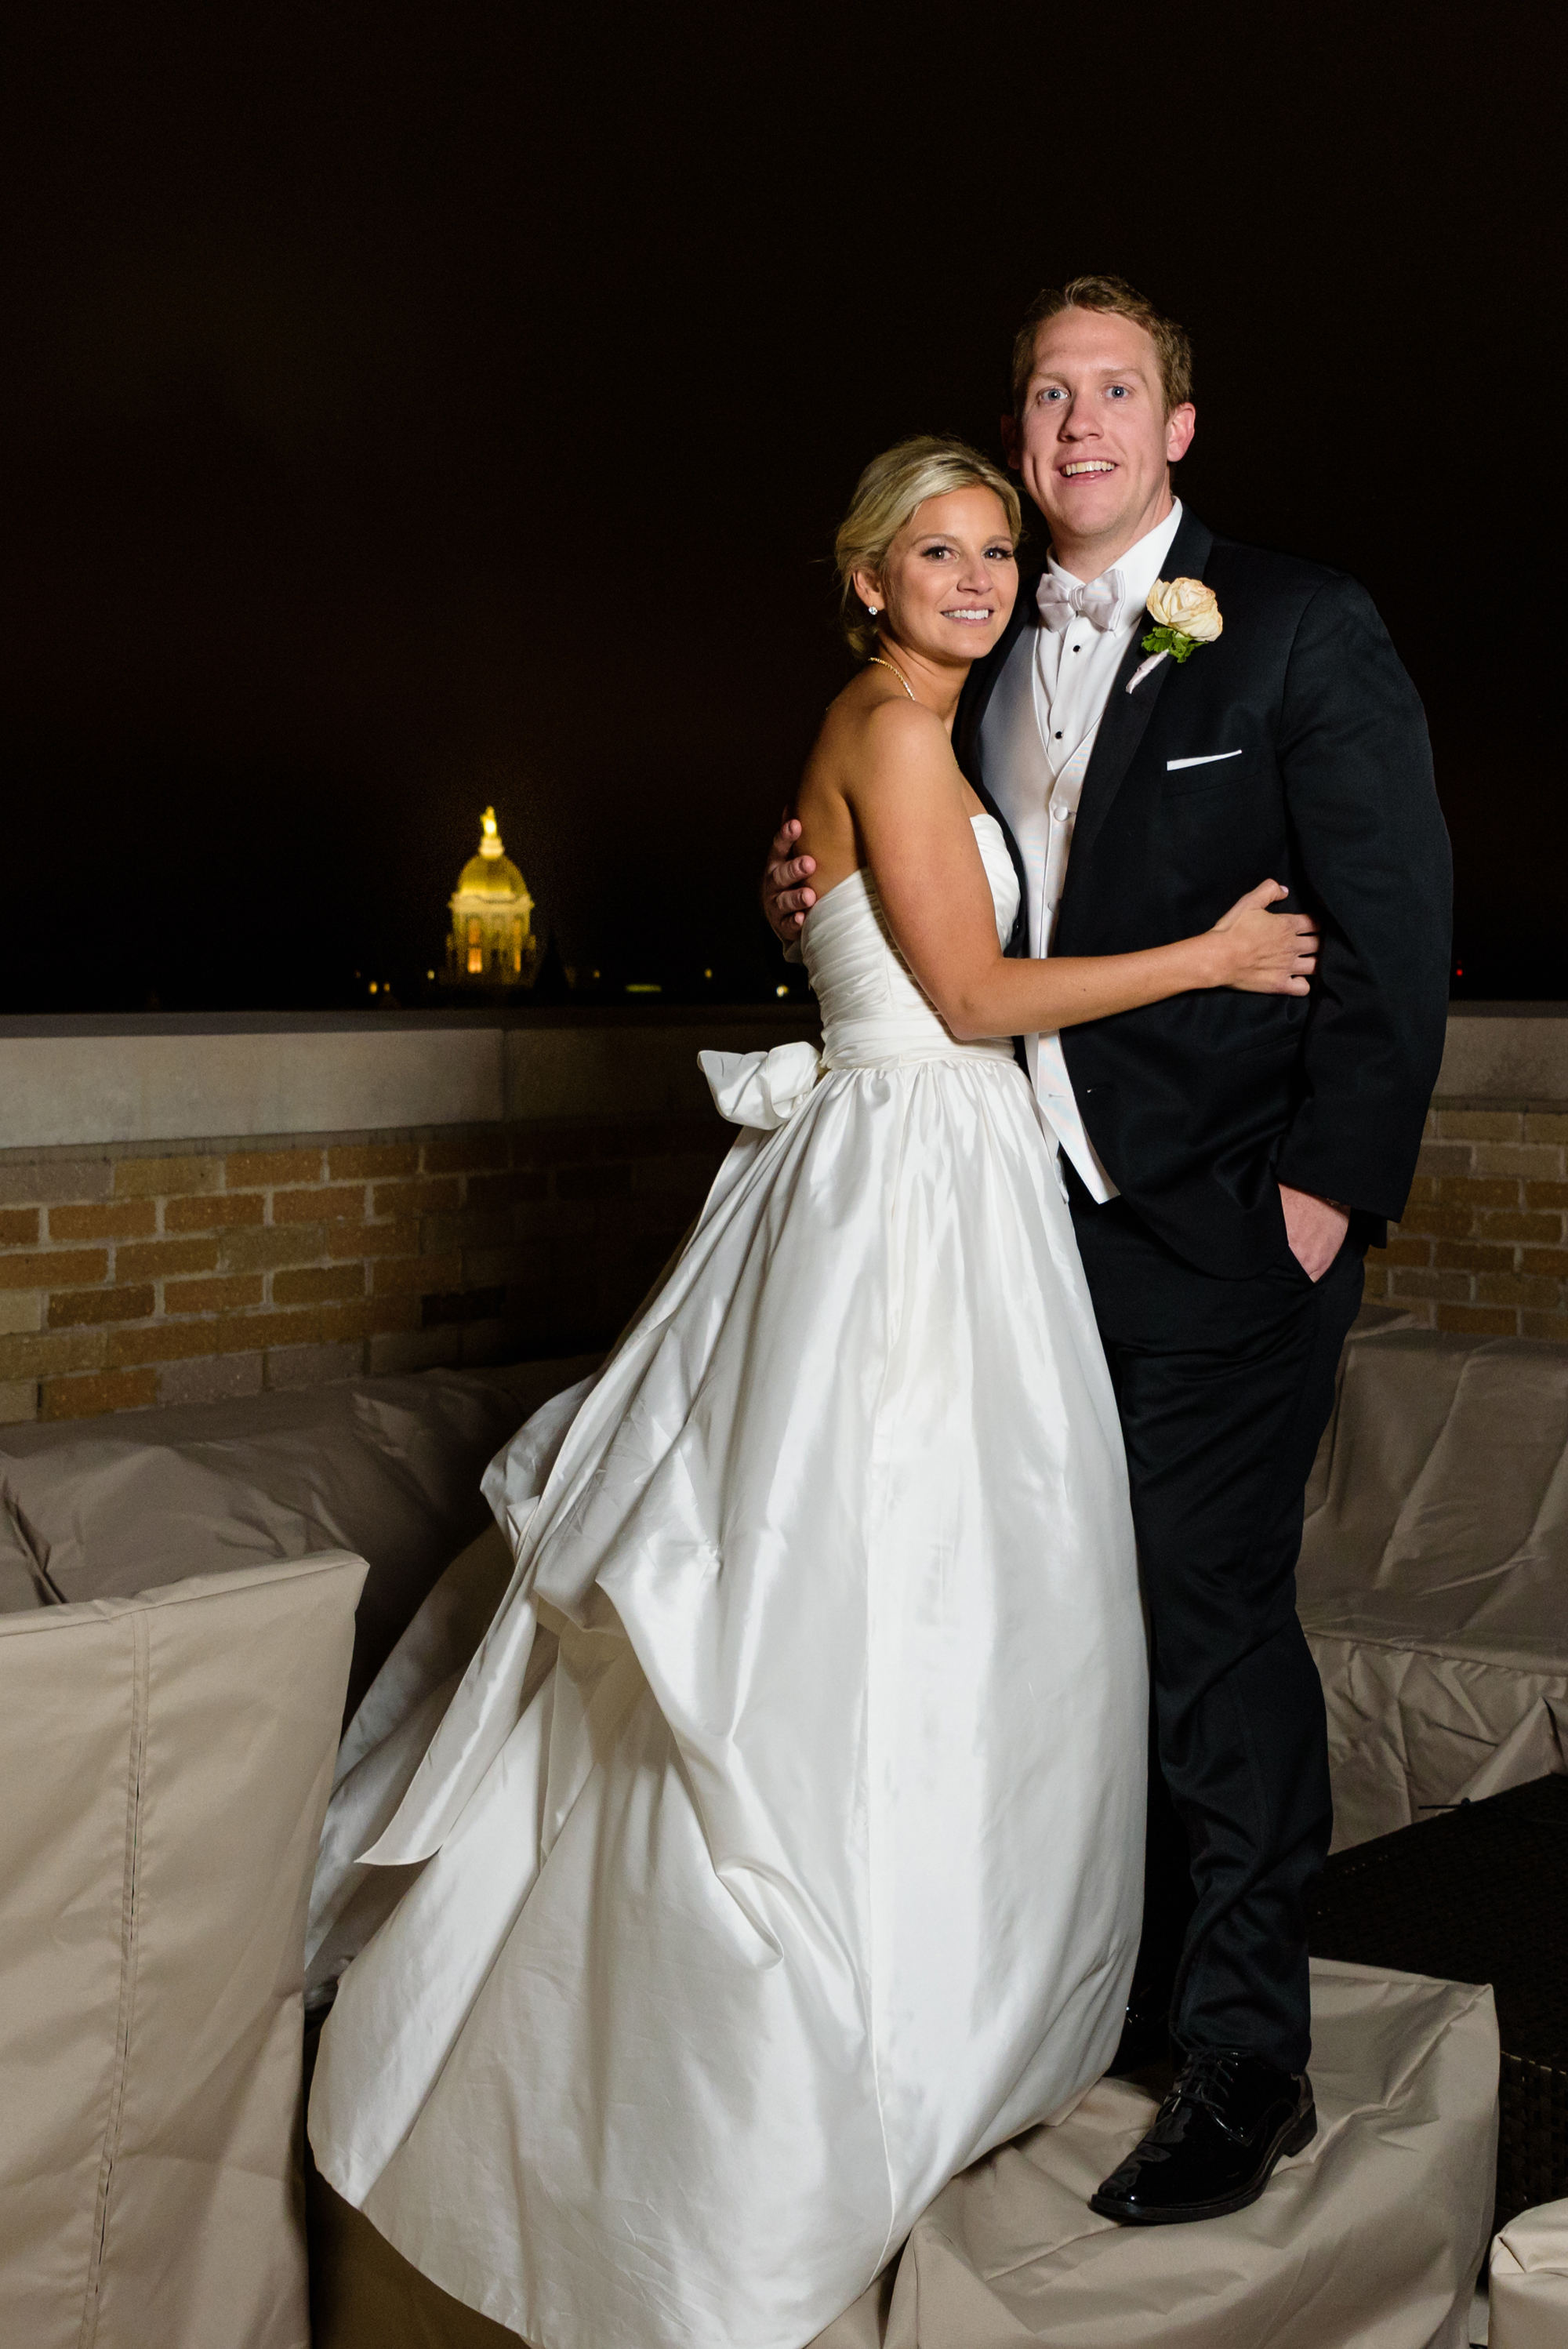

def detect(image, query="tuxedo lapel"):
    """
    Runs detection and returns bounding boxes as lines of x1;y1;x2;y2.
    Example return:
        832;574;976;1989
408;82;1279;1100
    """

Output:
954;561;1038;790
1070;510;1214;862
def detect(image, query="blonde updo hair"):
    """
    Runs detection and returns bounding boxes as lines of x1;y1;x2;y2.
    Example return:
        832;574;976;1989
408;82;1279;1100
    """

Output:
834;434;1022;660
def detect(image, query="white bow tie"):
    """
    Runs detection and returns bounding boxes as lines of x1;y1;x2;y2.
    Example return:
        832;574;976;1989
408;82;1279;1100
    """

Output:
1036;571;1125;634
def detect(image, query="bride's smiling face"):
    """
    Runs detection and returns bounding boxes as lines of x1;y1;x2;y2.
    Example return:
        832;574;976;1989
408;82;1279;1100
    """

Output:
855;487;1018;668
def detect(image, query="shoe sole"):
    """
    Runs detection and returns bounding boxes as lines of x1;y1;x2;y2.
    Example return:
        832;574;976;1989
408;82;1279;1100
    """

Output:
1087;2100;1317;2227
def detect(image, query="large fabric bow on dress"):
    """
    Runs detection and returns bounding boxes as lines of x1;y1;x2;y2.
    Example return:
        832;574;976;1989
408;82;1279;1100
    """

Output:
699;1040;823;1129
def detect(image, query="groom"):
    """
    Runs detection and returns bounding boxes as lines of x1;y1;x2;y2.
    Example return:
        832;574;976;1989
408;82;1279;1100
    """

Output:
764;274;1451;2224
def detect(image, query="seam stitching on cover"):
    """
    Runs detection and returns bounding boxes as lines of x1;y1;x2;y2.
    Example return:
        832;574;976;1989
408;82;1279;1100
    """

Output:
78;1607;149;2349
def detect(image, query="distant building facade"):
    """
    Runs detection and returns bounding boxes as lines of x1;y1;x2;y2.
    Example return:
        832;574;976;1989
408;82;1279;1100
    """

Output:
447;806;539;986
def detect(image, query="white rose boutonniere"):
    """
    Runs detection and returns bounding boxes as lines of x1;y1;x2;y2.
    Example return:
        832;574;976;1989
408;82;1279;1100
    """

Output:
1127;577;1223;693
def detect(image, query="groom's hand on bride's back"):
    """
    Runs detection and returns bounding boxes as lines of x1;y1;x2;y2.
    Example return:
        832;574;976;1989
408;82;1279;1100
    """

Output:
763;812;817;945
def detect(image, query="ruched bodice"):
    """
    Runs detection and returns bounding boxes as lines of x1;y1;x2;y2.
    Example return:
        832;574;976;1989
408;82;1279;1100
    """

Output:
804;814;1018;1071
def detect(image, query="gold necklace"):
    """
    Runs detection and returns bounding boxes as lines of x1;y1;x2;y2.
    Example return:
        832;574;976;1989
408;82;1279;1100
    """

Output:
866;653;916;703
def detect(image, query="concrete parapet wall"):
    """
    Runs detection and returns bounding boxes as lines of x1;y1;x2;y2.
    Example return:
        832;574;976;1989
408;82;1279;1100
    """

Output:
1434;1004;1568;1103
0;1007;815;1151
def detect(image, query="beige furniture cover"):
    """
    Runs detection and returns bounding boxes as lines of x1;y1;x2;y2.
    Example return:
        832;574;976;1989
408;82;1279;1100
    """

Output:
306;1960;1497;2349
1298;1326;1568;1850
0;1551;365;2349
0;1368;526;1714
1490;2197;1568;2347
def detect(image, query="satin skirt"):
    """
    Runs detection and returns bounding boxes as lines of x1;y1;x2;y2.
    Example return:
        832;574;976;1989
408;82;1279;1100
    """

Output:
308;1055;1147;2349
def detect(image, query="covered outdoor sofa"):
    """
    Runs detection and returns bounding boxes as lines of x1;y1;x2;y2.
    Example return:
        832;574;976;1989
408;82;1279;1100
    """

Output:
1299;1316;1568;1849
0;1363;579;2349
5;1318;1559;2346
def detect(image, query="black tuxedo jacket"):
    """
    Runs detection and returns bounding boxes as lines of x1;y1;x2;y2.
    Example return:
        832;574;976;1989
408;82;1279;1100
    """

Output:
953;506;1452;1278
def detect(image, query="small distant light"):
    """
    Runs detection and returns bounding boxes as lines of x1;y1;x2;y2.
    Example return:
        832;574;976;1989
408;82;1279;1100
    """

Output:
426;969;435;981
369;981;378;993
626;982;662;995
1455;967;1464;978
703;968;713;980
775;984;789;998
591;969;601;980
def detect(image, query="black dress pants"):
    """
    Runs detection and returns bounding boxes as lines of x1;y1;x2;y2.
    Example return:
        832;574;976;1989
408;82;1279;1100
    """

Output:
1067;1173;1364;2075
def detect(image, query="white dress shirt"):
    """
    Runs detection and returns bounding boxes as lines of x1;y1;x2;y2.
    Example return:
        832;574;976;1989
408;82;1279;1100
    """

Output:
978;499;1185;1200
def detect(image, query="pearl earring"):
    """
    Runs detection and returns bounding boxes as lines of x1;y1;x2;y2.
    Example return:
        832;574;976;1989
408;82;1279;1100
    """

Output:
866;604;878;616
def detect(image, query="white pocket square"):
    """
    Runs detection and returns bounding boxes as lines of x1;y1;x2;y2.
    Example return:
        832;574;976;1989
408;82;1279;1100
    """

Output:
1166;750;1243;771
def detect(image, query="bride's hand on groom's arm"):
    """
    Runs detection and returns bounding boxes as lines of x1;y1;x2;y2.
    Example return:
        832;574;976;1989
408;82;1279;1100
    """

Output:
763;813;817;945
1207;881;1320;996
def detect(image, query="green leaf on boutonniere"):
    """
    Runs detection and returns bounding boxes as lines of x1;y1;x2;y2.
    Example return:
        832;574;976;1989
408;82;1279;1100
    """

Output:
1141;624;1200;664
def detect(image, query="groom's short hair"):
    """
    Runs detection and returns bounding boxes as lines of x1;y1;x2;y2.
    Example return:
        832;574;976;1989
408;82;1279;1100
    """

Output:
1011;276;1193;417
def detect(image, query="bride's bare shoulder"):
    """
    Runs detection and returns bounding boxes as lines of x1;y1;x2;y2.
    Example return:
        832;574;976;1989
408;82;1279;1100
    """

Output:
798;677;966;887
820;675;948;766
820;693;953;820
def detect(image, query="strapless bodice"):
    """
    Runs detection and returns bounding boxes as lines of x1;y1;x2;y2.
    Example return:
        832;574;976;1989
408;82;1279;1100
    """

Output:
802;813;1019;1070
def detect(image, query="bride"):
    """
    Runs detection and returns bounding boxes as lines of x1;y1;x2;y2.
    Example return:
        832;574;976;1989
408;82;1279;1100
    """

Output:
308;437;1318;2349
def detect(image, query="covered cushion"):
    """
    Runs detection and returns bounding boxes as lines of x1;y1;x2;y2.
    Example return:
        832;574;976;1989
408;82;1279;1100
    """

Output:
818;1960;1497;2348
1490;2197;1568;2348
304;1962;1496;2349
0;1371;528;1714
1298;1327;1568;1849
0;1552;365;2349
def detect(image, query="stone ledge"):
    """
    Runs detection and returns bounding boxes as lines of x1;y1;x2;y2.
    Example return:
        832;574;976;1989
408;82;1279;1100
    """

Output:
1437;1006;1568;1100
0;1007;818;1151
1;1004;1561;1153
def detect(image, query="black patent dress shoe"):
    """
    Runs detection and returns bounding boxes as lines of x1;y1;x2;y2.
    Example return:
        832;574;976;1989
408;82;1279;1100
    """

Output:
1089;2049;1316;2225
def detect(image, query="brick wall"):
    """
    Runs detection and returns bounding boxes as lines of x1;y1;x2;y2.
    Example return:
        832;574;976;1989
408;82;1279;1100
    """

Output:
7;1087;1564;1426
1363;1102;1568;1339
0;1116;729;1425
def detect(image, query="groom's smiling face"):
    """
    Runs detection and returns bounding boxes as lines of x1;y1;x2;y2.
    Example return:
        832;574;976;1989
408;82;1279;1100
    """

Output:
1003;307;1196;576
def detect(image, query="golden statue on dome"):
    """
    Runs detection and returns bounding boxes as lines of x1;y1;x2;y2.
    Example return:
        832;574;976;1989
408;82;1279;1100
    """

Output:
447;806;540;986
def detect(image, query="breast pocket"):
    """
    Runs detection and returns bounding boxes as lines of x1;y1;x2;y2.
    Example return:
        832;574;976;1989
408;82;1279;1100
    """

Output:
1163;749;1248;794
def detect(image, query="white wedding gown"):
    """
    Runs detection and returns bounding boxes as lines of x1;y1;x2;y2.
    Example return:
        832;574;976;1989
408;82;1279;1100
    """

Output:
309;815;1146;2349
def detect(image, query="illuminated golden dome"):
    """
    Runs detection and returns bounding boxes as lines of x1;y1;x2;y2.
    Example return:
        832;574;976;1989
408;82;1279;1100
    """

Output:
448;806;539;984
455;805;530;902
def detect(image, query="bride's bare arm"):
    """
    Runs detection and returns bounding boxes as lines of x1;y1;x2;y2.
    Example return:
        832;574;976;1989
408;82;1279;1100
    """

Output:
848;703;1318;1039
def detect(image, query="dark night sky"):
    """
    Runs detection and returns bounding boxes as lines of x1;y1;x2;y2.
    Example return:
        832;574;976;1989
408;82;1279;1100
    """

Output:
1;2;1561;1011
